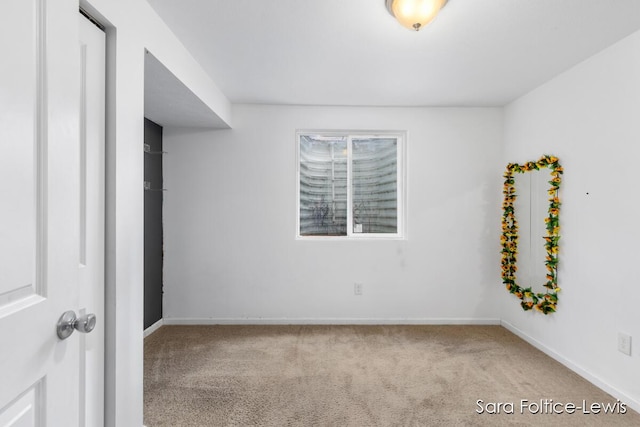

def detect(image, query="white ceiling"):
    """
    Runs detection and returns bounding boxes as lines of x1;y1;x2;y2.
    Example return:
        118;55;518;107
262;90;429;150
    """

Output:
144;51;229;128
146;0;640;107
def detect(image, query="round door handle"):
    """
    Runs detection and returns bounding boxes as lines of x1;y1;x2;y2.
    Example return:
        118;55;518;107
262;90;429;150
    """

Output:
57;311;97;340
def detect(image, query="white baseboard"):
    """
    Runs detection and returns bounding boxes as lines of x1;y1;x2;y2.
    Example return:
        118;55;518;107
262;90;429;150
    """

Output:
144;318;164;338
163;317;501;326
501;320;640;414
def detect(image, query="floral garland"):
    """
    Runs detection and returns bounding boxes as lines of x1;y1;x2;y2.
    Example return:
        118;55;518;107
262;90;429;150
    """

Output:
501;155;563;314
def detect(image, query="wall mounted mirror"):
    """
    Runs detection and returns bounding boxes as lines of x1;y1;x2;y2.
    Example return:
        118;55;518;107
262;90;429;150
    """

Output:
514;169;550;289
501;156;562;314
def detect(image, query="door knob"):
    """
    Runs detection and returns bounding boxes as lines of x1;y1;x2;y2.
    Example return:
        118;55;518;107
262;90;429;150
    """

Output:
57;310;97;340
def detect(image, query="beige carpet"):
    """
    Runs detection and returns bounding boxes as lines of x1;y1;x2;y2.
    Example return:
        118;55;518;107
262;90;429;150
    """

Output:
144;325;639;426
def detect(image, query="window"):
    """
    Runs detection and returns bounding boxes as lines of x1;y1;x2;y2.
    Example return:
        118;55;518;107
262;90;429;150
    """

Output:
297;131;405;239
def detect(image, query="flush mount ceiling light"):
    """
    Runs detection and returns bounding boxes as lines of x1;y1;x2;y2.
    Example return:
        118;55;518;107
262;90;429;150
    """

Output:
385;0;448;31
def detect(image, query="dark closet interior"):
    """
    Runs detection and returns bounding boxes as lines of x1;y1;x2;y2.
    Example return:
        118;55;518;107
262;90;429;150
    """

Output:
144;118;164;329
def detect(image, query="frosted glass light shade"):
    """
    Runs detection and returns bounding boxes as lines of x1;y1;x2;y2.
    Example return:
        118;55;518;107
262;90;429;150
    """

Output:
386;0;447;31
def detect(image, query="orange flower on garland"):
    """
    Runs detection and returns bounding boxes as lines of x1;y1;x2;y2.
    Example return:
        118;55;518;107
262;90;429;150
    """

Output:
501;155;562;314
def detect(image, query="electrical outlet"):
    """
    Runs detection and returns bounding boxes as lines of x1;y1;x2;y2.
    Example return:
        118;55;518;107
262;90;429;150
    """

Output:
354;283;363;296
618;333;632;356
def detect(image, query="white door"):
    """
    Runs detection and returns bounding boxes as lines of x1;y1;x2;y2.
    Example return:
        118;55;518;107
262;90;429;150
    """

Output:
79;13;106;427
0;1;102;425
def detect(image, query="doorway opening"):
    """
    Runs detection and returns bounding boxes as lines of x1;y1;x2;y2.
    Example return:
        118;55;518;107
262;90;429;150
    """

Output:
143;118;164;333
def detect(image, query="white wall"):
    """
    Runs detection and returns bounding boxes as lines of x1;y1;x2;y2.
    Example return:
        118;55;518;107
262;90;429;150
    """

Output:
502;30;640;411
78;1;231;425
164;105;503;323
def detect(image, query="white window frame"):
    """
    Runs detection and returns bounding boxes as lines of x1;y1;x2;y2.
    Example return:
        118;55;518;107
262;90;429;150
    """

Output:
296;130;406;240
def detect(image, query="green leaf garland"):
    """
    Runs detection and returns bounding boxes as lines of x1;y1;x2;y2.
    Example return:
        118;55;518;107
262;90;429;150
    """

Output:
501;155;563;314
